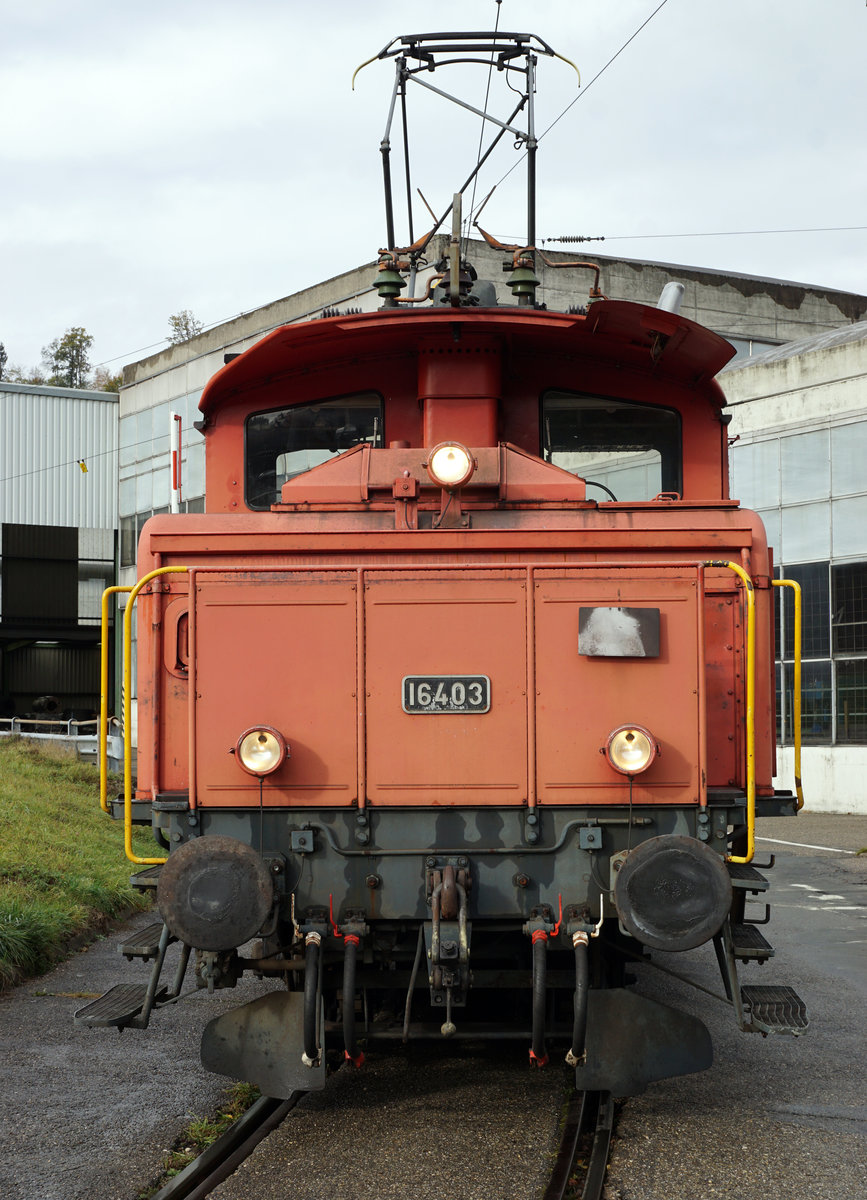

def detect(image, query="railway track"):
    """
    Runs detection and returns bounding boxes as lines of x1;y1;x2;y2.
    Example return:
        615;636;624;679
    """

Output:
544;1090;615;1200
148;1082;614;1200
149;1093;302;1200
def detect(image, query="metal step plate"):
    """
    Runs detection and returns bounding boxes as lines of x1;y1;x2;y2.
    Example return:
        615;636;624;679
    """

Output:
741;984;809;1035
118;922;175;961
130;865;162;890
727;864;770;892
74;983;167;1029
732;924;775;961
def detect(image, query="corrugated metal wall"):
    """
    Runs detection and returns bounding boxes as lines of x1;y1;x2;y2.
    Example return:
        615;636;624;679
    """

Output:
0;383;118;528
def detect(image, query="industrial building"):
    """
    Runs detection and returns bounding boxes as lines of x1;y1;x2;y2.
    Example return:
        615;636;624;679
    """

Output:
0;381;118;717
724;322;867;811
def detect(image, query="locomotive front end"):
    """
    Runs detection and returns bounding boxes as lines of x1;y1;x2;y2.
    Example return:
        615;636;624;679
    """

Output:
77;30;807;1101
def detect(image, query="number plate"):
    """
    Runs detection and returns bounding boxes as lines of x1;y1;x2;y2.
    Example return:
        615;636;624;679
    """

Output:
402;675;490;714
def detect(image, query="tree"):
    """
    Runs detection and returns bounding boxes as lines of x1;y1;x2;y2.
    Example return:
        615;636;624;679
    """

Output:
91;366;124;393
5;364;47;385
168;309;204;344
0;342;7;381
41;326;94;388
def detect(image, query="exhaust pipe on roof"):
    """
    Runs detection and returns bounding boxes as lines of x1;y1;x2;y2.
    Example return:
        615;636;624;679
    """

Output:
657;281;685;315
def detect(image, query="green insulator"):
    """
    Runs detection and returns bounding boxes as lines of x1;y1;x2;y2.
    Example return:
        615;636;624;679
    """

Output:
374;266;407;301
507;265;540;300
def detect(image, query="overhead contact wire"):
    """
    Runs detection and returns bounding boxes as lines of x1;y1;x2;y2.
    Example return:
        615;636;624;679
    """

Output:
464;0;503;256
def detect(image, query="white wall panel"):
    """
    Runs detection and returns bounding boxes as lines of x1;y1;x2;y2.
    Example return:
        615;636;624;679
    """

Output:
0;383;118;529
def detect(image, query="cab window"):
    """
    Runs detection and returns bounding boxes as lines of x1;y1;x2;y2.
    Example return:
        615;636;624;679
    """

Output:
541;391;682;501
245;393;384;509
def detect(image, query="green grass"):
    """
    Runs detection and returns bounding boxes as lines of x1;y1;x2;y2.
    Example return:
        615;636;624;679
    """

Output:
0;737;154;988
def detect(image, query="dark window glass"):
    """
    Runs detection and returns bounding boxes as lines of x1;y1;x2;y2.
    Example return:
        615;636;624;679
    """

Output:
245;393;384;509
120;516;136;568
836;659;867;743
541;392;682;501
795;659;832;744
185;496;205;514
781;562;830;660
832;562;867;655
775;661;782;743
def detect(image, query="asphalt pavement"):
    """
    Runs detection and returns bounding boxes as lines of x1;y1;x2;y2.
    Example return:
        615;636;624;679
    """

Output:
604;813;867;1200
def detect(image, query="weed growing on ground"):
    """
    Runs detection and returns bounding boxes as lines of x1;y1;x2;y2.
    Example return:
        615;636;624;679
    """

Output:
138;1083;261;1198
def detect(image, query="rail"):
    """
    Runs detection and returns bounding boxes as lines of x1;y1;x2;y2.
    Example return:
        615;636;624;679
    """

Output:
0;716;98;735
148;1093;302;1200
543;1089;614;1200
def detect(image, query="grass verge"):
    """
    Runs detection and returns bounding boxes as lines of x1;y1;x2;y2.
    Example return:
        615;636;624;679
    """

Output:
0;736;154;989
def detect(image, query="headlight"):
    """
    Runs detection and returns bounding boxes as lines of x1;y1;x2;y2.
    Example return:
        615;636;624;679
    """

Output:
605;725;658;775
236;727;288;776
426;442;475;490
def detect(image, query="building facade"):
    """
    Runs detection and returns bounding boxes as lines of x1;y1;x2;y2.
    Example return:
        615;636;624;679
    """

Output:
0;381;118;715
724;323;867;812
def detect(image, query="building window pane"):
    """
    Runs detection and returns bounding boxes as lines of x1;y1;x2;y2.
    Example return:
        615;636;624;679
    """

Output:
831;421;867;496
152;403;172;459
781;430;830;503
135;409;153;462
781;502;830;562
836;659;867;743
831;497;867;559
757;508;781;560
152;465;169;511
798;659;832;744
185;440;205;499
119;415;136;468
832;562;867;654
731;440;779;509
119;475;135;518
782;562;829;659
120;516;136;568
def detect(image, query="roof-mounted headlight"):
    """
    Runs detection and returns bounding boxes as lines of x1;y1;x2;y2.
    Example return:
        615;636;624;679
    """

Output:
605;725;658;776
236;726;288;776
426;442;475;490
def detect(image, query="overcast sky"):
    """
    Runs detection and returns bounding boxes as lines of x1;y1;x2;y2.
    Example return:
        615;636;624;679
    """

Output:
3;0;865;377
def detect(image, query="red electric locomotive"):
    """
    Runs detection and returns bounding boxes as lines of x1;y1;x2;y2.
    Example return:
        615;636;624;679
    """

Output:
79;32;807;1097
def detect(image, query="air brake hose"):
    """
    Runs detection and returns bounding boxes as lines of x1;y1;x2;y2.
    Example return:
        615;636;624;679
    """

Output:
566;933;590;1067
342;935;365;1067
530;931;549;1067
302;932;321;1065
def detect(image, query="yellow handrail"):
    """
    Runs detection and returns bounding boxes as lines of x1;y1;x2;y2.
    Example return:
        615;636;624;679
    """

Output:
773;579;804;810
99;585;132;813
122;567;190;864
705;560;755;864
